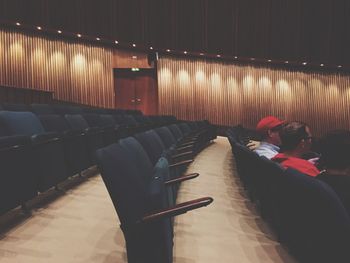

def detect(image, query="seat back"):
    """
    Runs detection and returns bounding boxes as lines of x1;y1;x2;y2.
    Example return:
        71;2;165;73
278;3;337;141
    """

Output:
31;104;54;115
38;114;71;133
65;114;90;130
154;127;177;149
0;111;45;136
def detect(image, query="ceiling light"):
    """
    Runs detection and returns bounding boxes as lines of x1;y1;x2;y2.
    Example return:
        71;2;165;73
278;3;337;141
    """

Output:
302;62;307;65
37;26;42;30
77;34;82;38
268;59;272;62
150;47;153;50
285;61;289;64
217;55;221;57
234;56;238;59
166;49;170;52
132;43;136;47
320;63;324;67
57;30;62;34
200;53;204;56
184;51;187;54
114;40;119;44
96;37;100;41
338;65;342;68
132;56;137;59
16;22;21;26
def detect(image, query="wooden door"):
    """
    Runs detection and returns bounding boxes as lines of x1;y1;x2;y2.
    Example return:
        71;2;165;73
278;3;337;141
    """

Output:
114;69;158;115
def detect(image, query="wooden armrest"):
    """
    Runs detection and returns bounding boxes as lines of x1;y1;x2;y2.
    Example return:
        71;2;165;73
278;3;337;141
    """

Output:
139;197;214;223
172;151;193;159
176;145;193;151
164;173;199;186
169;159;193;168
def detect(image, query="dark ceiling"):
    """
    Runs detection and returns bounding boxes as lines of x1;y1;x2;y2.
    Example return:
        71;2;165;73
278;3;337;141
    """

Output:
1;0;350;66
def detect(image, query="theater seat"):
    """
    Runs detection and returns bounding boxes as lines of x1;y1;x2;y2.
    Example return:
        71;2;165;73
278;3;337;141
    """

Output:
0;135;37;215
0;111;68;192
96;142;213;263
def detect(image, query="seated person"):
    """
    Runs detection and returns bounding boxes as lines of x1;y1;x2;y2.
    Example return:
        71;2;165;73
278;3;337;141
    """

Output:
253;116;285;159
271;121;320;177
316;130;350;214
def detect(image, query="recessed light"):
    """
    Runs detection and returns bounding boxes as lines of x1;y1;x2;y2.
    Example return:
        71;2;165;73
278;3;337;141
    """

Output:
77;34;82;38
250;58;255;61
234;56;238;59
320;63;324;67
16;22;21;26
200;53;204;56
166;49;170;52
132;56;137;59
184;51;187;54
132;44;136;47
150;47;153;50
268;59;272;62
96;37;100;41
57;30;62;34
302;62;307;65
217;55;221;57
285;61;289;64
338;65;342;68
114;40;119;44
37;26;42;30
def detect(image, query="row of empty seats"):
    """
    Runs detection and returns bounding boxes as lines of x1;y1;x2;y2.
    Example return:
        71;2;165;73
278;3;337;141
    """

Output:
227;127;350;263
0;102;215;218
96;119;216;262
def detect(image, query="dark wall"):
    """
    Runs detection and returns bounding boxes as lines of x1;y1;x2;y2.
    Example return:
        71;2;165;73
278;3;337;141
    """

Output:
1;0;350;65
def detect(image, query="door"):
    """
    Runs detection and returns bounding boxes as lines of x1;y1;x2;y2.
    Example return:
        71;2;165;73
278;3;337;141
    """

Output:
114;69;158;115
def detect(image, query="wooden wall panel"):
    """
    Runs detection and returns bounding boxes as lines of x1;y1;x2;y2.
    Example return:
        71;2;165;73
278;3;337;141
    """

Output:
158;56;350;136
0;28;114;107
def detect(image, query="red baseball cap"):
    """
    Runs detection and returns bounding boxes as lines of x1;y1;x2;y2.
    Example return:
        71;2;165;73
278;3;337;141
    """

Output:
256;116;285;133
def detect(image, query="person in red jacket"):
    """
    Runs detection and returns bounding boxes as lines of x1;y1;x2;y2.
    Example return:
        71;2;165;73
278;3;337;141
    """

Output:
271;121;320;177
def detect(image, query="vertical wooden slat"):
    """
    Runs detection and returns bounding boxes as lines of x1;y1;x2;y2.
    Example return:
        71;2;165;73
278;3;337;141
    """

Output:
158;56;350;136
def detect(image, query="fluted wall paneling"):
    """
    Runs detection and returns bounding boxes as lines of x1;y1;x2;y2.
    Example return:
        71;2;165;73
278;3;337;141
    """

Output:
0;28;114;108
158;56;350;136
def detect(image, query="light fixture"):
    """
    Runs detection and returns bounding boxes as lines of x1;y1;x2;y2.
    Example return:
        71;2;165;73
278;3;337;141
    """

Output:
267;59;272;62
150;47;153;50
320;63;324;67
57;30;62;34
96;37;100;41
37;26;42;30
200;53;204;56
114;40;119;44
234;56;238;59
132;56;137;59
285;61;289;64
131;68;140;72
16;22;21;26
77;34;82;38
338;65;342;68
166;49;170;52
302;62;307;65
250;58;255;61
132;43;136;47
217;55;221;57
184;51;187;54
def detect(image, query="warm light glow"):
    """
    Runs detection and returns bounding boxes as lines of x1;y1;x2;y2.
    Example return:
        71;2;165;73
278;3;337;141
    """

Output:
16;22;21;26
178;69;190;86
37;26;42;30
210;73;222;88
57;30;62;34
131;68;140;71
166;49;171;52
267;59;272;62
320;63;324;67
258;77;272;89
9;42;25;59
77;34;82;38
285;61;289;64
184;51;187;54
150;47;153;50
302;62;307;65
195;70;206;83
243;75;254;90
200;53;204;56
338;65;342;68
132;56;137;59
250;58;255;61
132;44;136;47
72;54;87;73
234;56;238;59
216;55;221;57
115;40;119;44
96;37;100;41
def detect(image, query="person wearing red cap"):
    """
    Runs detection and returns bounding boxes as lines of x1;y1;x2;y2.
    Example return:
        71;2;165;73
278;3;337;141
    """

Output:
254;116;285;159
271;121;320;177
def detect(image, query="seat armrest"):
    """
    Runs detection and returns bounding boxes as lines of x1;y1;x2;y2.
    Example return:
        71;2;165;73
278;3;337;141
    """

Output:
165;173;199;186
176;145;193;151
85;127;104;135
169;159;193;168
172;151;193;159
139;197;213;223
0;135;31;152
31;132;61;145
63;130;85;137
179;141;196;147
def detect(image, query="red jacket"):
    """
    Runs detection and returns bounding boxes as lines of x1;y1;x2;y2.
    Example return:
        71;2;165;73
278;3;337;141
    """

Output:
272;153;320;177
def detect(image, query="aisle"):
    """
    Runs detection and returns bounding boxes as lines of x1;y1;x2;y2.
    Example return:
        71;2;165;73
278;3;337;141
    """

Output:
174;136;297;263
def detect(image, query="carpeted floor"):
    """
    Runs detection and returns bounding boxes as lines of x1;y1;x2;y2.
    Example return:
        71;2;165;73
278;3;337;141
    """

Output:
0;137;296;263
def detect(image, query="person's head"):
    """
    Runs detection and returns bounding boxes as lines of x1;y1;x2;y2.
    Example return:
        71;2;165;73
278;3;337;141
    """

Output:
318;130;350;170
279;121;312;155
256;116;284;145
